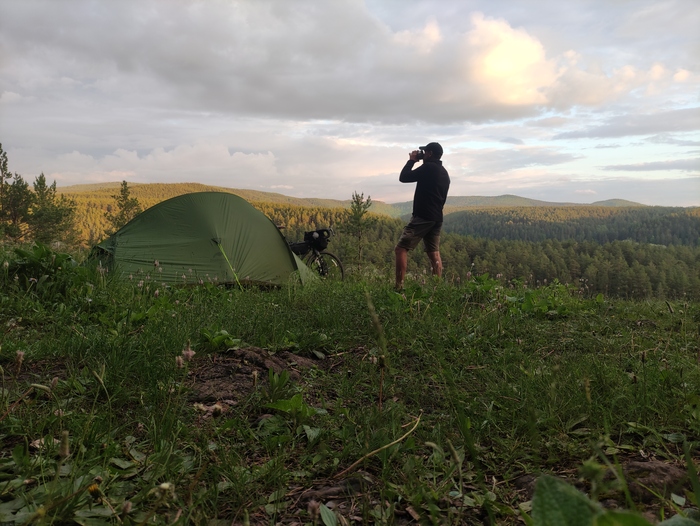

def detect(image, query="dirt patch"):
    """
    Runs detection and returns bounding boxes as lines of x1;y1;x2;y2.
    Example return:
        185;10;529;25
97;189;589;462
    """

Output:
187;347;321;403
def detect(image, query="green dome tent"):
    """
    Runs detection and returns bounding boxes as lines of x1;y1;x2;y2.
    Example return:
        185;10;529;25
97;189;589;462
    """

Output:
92;192;313;286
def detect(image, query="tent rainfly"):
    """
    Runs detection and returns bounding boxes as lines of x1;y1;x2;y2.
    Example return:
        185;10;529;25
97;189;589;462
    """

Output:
92;192;313;286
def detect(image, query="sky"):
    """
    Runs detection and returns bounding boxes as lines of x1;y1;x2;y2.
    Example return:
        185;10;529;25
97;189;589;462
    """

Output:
1;0;699;206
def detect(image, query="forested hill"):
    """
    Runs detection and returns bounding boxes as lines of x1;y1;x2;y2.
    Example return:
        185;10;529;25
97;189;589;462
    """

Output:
59;182;646;219
391;194;646;215
443;206;700;246
58;182;398;246
58;182;400;216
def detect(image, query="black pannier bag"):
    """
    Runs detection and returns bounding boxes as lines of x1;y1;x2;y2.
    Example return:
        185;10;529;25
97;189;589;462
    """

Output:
304;229;331;251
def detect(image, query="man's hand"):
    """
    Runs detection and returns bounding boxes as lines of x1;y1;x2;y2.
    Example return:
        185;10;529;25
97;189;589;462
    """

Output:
409;150;422;162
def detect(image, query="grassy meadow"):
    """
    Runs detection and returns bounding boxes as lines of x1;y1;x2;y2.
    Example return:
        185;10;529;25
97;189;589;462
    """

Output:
1;244;700;525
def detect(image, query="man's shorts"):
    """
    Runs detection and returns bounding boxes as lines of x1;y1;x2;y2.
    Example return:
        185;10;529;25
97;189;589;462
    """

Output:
396;216;443;252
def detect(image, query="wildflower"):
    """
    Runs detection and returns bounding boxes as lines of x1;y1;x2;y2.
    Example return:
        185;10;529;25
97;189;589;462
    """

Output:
154;289;160;298
175;356;184;368
16;350;25;366
88;483;101;500
154;260;160;268
50;377;59;390
137;280;144;288
2;261;8;269
152;482;176;501
129;274;133;281
121;501;132;515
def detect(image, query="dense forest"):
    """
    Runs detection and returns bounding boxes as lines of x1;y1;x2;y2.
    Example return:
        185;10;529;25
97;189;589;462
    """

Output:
256;206;700;300
443;206;700;246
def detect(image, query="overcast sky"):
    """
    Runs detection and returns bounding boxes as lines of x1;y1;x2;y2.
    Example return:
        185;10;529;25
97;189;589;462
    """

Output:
1;0;698;206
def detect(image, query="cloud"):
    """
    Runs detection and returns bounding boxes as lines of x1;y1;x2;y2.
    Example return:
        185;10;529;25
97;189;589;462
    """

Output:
49;143;280;186
499;137;524;145
516;177;700;206
1;1;690;126
554;107;700;139
647;134;700;147
0;91;23;103
527;117;572;128
393;18;442;53
601;158;700;172
456;146;580;174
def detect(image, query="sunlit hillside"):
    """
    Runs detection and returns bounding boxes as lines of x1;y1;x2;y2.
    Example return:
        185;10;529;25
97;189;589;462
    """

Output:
58;182;400;244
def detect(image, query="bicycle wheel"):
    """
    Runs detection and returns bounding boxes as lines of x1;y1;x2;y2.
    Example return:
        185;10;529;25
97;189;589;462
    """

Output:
307;251;344;281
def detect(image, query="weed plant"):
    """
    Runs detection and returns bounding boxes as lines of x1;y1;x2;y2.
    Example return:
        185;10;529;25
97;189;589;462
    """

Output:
1;245;700;524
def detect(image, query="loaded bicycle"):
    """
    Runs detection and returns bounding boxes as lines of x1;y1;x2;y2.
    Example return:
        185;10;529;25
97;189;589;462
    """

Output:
285;227;344;280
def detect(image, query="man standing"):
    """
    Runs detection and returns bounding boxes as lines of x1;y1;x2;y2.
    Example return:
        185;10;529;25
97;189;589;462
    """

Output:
395;142;450;291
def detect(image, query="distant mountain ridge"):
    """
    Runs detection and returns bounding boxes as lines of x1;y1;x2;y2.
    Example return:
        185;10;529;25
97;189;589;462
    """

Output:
377;194;647;216
58;182;649;218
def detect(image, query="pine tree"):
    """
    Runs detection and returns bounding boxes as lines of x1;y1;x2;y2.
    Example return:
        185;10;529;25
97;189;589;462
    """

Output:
27;173;77;244
341;192;377;270
3;174;33;241
105;181;142;232
0;144;12;230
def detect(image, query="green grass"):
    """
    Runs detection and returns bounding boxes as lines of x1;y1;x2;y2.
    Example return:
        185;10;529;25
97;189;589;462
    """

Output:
1;245;700;524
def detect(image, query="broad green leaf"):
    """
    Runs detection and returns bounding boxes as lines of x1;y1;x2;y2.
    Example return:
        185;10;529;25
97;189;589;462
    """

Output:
110;457;135;469
671;493;686;506
532;475;599;526
320;504;338;526
304;425;321;443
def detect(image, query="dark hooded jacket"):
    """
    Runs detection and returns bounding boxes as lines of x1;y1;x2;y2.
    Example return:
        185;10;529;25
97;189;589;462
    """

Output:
399;158;450;222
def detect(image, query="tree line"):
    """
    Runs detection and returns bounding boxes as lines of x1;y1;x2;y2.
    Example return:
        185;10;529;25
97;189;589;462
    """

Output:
1;143;698;299
443;206;700;246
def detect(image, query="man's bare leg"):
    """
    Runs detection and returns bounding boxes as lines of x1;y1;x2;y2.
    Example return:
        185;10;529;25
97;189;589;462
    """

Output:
395;246;408;290
427;251;442;277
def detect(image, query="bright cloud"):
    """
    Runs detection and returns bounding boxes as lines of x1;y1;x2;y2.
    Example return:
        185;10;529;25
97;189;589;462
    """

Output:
467;13;556;106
